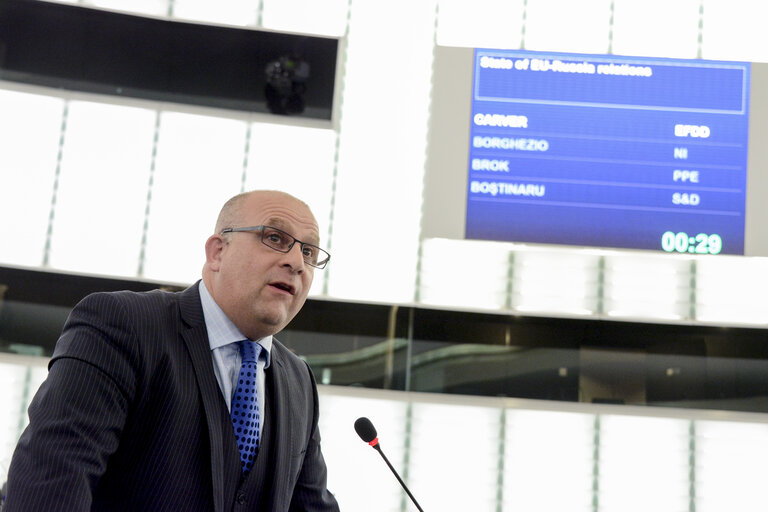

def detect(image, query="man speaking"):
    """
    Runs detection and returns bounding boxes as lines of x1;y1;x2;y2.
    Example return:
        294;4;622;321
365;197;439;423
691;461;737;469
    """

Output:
5;190;340;511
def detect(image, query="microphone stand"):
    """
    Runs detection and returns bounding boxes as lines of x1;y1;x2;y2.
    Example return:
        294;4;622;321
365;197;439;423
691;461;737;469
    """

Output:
370;442;424;512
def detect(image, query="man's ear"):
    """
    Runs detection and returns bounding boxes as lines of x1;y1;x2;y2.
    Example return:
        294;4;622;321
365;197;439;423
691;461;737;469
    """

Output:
205;234;226;271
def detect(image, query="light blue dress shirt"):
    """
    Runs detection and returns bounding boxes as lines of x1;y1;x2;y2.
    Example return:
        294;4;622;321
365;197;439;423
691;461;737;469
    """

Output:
199;281;272;439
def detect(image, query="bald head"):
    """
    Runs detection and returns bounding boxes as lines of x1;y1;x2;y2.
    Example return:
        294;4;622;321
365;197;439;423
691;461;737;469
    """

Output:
214;190;312;235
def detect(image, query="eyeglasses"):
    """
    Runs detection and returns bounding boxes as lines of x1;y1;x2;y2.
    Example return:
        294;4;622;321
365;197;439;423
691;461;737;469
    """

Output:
220;225;331;269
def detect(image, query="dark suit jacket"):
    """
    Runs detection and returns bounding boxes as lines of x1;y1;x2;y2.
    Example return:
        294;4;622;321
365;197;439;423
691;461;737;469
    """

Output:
5;283;339;512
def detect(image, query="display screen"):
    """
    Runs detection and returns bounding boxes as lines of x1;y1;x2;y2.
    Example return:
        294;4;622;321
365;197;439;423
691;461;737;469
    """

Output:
465;49;751;255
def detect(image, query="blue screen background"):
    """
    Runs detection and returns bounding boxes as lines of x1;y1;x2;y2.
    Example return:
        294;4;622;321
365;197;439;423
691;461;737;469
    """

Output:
465;49;751;255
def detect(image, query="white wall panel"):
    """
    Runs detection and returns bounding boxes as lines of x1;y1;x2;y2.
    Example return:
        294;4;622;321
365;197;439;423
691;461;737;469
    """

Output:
141;112;246;284
409;403;500;511
612;0;700;58
261;0;349;36
701;0;768;62
0;91;63;266
598;415;690;512
695;420;768;511
86;0;169;17
603;252;691;321
695;256;768;325
47;101;156;277
524;0;612;54
512;248;600;316
171;0;258;26
326;0;436;302
436;0;524;49
419;238;510;309
503;409;593;512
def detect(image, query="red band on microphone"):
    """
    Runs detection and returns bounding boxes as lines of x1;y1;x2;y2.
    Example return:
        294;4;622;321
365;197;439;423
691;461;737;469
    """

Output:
368;437;379;447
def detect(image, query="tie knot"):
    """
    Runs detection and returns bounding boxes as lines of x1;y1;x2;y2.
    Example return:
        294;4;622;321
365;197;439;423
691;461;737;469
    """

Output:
238;340;262;363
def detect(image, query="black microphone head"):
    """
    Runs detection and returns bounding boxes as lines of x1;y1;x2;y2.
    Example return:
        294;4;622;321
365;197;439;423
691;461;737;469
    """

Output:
354;417;377;443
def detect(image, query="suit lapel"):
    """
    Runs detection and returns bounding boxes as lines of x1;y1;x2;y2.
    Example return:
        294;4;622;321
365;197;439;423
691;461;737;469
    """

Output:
178;283;236;512
264;345;296;499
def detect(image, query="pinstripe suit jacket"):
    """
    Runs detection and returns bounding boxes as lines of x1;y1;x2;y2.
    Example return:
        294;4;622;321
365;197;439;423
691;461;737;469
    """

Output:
5;283;339;512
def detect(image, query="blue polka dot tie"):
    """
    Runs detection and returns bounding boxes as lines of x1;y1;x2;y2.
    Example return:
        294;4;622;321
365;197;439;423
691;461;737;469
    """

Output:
231;340;262;475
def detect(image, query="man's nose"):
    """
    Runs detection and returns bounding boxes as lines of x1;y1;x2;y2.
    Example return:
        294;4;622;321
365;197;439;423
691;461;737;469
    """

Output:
281;242;306;271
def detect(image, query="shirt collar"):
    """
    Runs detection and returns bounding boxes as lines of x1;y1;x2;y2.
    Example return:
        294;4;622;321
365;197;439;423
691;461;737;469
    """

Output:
199;280;272;368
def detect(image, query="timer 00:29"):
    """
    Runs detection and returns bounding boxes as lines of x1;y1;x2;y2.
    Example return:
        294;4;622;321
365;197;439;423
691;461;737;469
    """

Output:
661;231;722;255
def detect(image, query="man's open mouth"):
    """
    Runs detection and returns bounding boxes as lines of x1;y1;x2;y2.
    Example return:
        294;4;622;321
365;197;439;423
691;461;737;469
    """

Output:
270;282;295;295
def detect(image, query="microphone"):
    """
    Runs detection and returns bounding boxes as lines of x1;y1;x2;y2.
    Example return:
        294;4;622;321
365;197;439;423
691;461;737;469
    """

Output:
354;417;425;512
